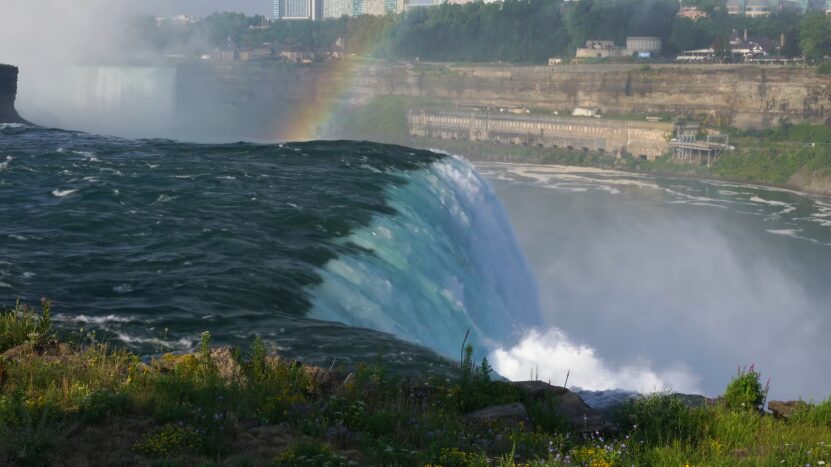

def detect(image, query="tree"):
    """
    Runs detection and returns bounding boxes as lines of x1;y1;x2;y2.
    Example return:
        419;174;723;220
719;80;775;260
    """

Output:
713;34;732;62
800;13;831;63
782;26;802;58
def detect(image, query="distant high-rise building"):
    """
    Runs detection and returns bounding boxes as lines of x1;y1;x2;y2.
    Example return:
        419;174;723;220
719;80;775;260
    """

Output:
273;0;323;20
286;0;310;18
326;0;354;18
363;0;386;15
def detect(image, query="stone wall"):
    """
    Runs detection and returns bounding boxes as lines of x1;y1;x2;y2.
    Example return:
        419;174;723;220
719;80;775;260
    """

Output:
408;110;674;159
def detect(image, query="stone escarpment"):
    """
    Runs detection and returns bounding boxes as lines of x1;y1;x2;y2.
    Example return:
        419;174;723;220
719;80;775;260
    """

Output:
183;62;831;138
0;64;29;124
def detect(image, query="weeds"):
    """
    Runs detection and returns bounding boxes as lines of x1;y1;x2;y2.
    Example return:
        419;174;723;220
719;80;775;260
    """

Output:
1;301;830;466
0;299;53;353
723;364;768;412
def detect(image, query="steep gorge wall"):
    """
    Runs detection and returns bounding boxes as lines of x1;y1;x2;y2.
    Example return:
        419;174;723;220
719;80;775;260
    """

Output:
0;64;27;124
372;64;831;130
189;62;831;132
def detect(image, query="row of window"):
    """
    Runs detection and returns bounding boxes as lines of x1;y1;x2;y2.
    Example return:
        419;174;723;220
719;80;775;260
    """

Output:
420;117;663;139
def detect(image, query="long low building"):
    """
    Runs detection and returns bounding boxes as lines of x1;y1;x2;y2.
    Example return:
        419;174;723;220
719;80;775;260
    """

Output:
408;110;674;160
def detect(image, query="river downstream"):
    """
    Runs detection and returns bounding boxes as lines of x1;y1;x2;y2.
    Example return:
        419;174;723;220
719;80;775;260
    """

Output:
483;163;831;402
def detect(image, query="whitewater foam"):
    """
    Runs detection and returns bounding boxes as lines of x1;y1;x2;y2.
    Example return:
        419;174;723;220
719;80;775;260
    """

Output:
52;188;77;197
490;327;701;394
54;314;137;324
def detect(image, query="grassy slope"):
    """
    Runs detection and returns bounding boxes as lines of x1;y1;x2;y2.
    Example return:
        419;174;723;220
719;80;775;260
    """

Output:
2;302;831;466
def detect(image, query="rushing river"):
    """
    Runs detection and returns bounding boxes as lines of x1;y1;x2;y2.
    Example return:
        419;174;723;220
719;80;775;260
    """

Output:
481;163;831;402
0;124;540;376
2;123;829;401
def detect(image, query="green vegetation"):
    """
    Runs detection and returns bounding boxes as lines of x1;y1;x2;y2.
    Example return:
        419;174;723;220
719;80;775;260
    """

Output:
337;93;831;193
135;0;831;64
331;96;451;142
0;299;53;354
625;123;831;190
1;301;830;466
723;365;769;412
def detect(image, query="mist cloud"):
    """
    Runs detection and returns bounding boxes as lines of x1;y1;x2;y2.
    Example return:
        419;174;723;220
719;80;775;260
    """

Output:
490;168;831;401
490;327;702;393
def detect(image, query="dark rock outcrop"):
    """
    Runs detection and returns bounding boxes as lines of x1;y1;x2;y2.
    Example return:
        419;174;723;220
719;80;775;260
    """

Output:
467;402;532;428
512;381;613;433
768;400;807;420
0;64;29;124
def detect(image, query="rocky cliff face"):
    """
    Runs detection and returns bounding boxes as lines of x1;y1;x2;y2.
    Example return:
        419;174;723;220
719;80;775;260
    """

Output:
184;62;831;131
0;64;28;124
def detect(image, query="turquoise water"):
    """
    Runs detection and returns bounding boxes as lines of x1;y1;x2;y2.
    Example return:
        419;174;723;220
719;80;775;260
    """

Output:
0;125;539;372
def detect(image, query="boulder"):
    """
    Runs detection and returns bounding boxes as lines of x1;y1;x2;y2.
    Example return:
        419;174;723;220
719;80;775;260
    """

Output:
466;402;532;429
768;400;807;420
512;381;612;433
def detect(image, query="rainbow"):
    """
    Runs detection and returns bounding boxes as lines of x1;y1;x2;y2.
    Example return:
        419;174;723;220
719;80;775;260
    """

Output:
276;34;391;142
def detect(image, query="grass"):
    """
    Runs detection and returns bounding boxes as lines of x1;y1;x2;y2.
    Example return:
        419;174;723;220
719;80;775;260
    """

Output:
0;299;53;354
629;126;831;190
1;301;830;466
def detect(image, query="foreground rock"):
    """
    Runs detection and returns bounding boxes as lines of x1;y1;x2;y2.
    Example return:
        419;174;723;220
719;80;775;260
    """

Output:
512;381;613;433
768;400;807;420
467;402;532;428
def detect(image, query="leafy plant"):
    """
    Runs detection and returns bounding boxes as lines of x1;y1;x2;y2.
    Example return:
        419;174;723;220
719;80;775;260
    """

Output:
723;364;768;412
614;392;707;447
274;439;355;466
0;404;64;466
0;299;53;353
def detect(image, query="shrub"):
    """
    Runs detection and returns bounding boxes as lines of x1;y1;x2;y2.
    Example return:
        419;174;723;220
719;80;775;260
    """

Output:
790;396;831;427
274;439;355;466
818;62;831;74
0;299;53;353
134;424;200;457
456;343;519;413
435;447;488;467
0;403;64;466
614;393;707;446
723;365;768;412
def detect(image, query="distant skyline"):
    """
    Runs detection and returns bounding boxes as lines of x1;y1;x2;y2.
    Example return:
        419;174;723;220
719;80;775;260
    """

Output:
148;0;272;17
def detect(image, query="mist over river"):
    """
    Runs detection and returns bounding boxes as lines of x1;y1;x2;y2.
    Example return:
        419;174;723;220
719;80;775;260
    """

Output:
482;163;831;401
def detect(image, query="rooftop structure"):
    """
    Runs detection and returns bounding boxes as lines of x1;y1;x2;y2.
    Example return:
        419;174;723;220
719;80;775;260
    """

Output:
626;37;662;56
678;6;709;20
575;37;661;59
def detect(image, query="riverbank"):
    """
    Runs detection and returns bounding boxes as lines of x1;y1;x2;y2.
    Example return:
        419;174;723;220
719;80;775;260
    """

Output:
327;95;831;198
2;301;830;466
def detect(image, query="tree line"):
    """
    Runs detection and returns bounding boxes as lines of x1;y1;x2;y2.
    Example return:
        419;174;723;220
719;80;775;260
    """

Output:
134;0;831;63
